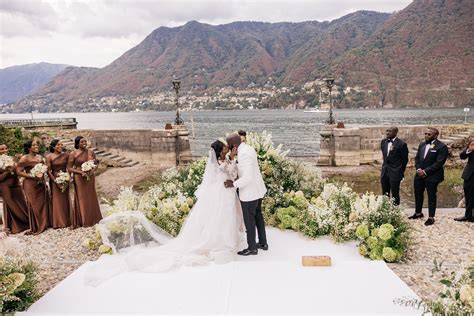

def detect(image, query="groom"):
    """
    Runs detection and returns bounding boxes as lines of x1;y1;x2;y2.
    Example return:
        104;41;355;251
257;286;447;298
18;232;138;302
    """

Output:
224;133;268;256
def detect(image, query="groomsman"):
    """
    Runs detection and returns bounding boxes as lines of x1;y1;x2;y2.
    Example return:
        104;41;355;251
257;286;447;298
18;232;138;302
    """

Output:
409;128;449;226
454;140;474;222
380;126;409;205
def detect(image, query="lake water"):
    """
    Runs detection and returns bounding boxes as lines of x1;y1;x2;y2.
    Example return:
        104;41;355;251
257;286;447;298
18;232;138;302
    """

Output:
1;108;470;156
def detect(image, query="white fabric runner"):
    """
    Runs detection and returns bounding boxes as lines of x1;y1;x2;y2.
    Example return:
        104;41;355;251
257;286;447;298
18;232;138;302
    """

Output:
25;227;421;315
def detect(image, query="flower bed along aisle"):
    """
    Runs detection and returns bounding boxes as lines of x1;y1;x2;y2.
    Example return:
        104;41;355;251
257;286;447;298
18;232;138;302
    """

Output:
89;131;412;263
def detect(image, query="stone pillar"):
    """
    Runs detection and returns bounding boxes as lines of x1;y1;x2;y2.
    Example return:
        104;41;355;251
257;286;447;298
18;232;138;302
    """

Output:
333;128;361;166
318;126;335;166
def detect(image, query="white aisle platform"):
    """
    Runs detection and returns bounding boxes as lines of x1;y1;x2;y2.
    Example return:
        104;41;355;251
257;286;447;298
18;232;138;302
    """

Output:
26;227;420;315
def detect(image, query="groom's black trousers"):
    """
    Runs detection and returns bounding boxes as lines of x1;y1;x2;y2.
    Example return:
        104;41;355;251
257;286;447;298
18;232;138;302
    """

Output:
241;199;267;250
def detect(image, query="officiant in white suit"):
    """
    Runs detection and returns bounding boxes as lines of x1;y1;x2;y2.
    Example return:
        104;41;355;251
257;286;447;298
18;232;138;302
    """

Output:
225;133;268;256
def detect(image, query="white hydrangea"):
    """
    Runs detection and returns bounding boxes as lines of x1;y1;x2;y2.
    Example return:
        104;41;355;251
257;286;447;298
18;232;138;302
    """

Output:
106;186;140;215
320;183;340;201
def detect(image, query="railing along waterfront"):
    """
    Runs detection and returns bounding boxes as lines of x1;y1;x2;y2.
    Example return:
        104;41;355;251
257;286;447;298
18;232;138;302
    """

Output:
0;118;78;129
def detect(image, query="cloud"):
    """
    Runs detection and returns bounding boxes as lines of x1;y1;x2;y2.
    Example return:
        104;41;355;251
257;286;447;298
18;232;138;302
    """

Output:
0;0;412;68
0;0;59;36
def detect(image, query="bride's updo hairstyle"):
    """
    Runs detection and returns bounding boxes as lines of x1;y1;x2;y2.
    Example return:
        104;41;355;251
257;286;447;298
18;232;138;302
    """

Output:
211;140;225;160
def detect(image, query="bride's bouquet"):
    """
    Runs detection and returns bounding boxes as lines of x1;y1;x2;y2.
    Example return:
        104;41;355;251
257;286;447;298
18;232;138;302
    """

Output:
0;154;14;171
81;160;97;180
55;171;71;192
30;163;48;182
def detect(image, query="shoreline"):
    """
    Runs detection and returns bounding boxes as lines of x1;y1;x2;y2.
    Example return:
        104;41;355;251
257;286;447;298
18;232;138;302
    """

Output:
1;106;473;115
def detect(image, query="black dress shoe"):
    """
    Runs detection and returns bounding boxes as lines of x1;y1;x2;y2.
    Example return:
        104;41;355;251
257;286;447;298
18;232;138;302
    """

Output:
454;216;474;222
424;218;435;226
408;213;424;220
237;248;258;256
257;243;269;251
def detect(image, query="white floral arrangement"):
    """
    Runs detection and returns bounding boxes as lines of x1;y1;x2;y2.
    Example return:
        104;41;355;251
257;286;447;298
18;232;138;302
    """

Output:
81;160;96;180
246;130;290;159
55;171;71;192
0;154;14;170
29;163;47;180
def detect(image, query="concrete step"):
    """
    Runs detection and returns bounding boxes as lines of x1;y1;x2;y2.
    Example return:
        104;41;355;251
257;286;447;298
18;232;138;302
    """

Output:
124;161;140;167
437;138;454;144
452;132;470;137
60;142;141;168
444;136;463;141
97;152;112;158
112;157;126;162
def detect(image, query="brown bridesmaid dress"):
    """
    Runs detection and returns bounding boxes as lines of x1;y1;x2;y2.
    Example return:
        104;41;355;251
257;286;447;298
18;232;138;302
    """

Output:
49;153;71;228
71;150;102;227
0;168;29;234
19;156;51;235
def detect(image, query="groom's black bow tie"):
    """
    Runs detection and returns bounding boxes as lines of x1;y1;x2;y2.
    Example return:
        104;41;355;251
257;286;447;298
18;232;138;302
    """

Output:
387;139;394;143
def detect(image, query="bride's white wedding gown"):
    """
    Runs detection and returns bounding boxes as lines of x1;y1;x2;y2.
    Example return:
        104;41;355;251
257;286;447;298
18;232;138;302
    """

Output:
85;151;244;286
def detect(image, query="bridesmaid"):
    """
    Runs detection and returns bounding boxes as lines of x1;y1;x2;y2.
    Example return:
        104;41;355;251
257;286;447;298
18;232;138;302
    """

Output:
46;139;71;228
68;136;102;227
16;140;50;235
0;143;29;234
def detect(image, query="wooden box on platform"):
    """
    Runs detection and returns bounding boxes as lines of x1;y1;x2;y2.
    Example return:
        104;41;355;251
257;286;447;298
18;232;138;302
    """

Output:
302;256;331;266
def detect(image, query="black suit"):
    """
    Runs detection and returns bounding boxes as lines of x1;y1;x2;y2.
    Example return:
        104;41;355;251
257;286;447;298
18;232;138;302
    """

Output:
414;139;449;217
460;147;473;219
380;137;409;205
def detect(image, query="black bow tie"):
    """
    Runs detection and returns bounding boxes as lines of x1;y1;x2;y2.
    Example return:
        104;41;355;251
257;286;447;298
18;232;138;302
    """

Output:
426;140;433;145
387;139;394;143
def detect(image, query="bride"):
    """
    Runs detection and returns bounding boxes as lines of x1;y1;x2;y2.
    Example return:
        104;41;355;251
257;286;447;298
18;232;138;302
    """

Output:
85;140;245;286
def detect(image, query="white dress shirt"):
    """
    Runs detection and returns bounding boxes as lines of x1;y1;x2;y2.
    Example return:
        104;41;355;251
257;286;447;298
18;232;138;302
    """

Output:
387;137;397;156
424;140;434;158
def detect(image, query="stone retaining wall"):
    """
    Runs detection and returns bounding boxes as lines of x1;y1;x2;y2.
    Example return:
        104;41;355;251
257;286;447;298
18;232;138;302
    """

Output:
318;124;474;166
89;126;191;168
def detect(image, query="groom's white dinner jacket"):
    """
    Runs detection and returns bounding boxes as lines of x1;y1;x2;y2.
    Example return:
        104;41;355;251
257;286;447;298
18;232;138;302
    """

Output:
233;142;267;202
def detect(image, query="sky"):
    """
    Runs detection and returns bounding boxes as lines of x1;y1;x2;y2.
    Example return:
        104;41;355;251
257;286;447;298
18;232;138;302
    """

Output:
0;0;412;69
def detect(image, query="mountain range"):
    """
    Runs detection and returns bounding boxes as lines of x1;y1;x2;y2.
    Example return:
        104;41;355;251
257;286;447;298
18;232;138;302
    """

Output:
11;0;474;111
0;63;69;104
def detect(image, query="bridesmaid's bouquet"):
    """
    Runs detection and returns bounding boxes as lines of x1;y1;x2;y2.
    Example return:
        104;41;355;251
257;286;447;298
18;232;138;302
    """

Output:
81;160;97;180
30;163;48;182
55;171;71;192
0;154;14;172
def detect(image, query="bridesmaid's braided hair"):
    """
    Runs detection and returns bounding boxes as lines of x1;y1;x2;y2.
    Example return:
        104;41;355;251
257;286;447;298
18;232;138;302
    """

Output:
49;139;60;153
211;140;225;160
74;136;84;149
23;140;33;154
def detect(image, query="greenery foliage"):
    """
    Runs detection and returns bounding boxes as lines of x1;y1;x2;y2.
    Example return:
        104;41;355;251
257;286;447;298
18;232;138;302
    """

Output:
0;127;25;155
0;257;39;313
395;257;474;315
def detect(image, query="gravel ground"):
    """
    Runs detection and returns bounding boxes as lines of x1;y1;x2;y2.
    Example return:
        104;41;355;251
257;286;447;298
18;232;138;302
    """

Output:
389;210;473;301
15;227;101;296
96;164;162;200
